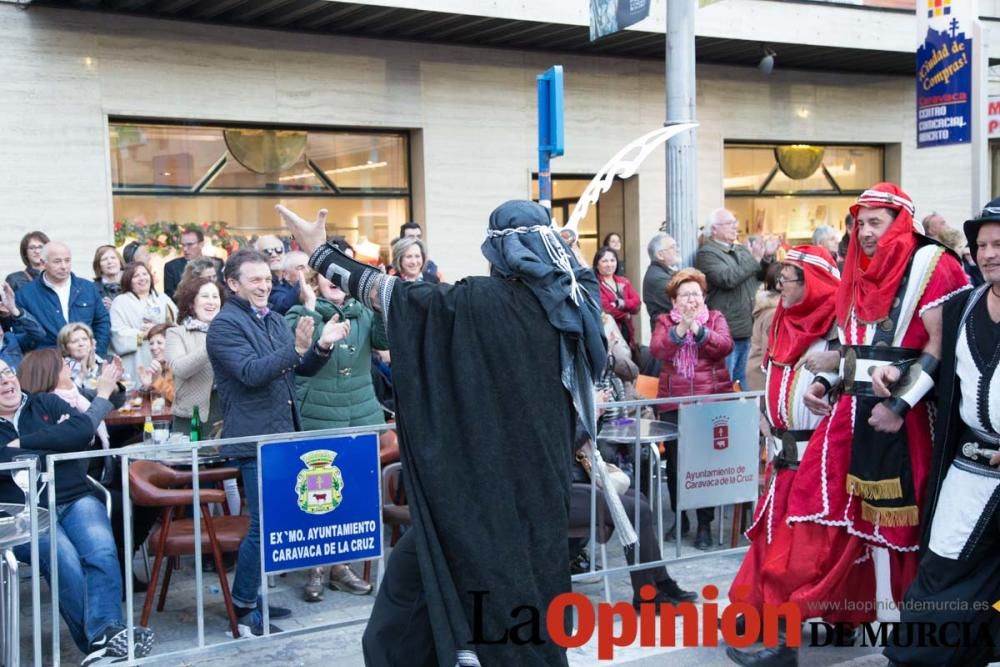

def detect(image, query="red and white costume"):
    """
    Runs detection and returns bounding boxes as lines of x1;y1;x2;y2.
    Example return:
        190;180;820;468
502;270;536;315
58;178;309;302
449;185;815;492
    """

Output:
729;247;860;616
784;184;970;619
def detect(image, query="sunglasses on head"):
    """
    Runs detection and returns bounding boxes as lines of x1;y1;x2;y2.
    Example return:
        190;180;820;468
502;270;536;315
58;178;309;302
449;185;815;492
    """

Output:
261;247;284;256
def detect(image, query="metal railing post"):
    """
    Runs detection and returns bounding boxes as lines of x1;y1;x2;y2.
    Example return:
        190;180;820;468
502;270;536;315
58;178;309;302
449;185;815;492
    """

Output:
192;446;206;648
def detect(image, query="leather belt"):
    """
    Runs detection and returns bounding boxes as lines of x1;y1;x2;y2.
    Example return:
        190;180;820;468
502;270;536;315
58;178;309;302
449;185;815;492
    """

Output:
771;428;813;470
841;345;917;396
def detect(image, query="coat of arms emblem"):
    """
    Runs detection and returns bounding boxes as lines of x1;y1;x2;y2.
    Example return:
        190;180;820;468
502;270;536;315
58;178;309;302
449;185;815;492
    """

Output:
295;449;344;515
712;417;730;451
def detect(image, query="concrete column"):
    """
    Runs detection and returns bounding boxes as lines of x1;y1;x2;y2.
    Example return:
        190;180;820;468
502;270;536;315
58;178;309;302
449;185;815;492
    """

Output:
665;0;699;266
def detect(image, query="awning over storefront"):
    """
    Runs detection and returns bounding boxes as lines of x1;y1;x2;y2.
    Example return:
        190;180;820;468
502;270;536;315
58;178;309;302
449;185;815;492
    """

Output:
33;0;918;75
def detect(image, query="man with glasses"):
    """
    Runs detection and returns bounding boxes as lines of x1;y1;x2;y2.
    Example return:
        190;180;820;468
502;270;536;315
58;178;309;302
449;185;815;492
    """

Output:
695;208;776;391
726;247;857;666
254;235;299;315
642;231;680;335
163;228;223;300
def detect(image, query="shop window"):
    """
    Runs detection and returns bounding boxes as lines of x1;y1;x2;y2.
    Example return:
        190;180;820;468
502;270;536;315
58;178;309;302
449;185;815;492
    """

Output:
110;121;410;261
724;143;883;244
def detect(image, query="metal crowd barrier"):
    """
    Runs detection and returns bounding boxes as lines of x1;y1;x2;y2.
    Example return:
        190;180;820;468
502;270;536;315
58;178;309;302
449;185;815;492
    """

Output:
574;391;763;595
43;423;398;666
0;458;44;667
29;392;764;664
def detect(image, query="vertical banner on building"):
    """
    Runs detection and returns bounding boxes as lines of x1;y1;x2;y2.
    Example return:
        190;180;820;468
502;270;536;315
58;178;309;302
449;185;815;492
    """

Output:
916;0;975;147
590;0;651;41
675;400;759;511
988;95;1000;138
259;433;382;574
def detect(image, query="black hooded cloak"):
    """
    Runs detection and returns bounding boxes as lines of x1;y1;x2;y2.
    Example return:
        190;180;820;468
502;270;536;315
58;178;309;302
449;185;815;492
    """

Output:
308;200;605;666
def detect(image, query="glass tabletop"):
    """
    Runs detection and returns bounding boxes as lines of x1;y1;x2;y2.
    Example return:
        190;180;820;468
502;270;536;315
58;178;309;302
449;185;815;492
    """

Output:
596;418;678;444
0;502;50;550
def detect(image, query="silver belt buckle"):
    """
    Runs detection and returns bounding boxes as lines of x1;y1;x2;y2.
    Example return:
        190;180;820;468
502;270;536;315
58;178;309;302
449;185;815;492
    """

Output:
962;442;996;462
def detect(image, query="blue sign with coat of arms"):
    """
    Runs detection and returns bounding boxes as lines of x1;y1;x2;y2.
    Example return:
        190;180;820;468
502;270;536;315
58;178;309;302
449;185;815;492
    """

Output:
259;433;382;574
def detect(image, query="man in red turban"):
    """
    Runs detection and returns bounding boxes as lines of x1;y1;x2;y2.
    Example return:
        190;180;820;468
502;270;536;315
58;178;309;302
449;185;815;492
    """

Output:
771;184;970;653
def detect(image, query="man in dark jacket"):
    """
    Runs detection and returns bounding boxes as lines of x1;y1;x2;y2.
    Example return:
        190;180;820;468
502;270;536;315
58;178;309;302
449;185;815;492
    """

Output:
254;235;299;315
694;209;773;390
642;231;679;334
14;242;111;356
163;228;223;299
206;249;347;637
0;359;155;663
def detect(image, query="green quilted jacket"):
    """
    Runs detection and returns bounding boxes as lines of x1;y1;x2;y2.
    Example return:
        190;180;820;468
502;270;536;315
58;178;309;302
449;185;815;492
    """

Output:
285;298;388;430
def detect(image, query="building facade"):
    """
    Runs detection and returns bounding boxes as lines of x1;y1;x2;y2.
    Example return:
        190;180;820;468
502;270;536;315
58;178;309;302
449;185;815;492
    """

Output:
1;0;995;338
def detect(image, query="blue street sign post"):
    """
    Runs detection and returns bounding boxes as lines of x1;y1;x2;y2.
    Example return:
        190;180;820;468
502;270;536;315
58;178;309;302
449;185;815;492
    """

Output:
258;432;382;575
537;65;564;213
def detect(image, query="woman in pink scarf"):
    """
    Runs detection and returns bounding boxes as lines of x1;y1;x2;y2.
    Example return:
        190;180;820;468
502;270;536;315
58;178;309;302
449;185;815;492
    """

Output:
649;267;734;550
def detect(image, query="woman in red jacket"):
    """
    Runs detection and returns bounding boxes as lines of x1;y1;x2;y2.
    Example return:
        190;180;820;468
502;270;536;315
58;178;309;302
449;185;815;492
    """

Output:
594;246;640;348
650;267;734;550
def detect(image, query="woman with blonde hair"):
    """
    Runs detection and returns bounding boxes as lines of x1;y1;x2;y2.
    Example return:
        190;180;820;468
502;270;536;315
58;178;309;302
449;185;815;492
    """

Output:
58;322;104;391
391;237;440;284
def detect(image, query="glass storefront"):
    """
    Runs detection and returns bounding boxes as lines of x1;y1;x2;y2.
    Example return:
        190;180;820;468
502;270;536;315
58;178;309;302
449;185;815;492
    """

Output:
724;143;884;244
110;121;411;261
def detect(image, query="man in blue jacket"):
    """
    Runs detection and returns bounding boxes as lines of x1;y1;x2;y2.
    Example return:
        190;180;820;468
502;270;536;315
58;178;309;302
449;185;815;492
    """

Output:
206;248;349;637
14;242;111;355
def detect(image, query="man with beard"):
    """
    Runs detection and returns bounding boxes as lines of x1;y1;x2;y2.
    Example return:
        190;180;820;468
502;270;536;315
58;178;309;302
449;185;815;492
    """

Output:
882;200;1000;666
778;183;969;657
277;200;605;667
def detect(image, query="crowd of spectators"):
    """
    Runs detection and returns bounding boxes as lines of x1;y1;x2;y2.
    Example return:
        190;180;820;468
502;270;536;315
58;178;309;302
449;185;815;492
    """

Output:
0;220;442;659
2;203;937;656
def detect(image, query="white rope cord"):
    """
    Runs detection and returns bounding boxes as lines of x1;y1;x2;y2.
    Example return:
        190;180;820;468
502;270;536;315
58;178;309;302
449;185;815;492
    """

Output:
486;225;584;305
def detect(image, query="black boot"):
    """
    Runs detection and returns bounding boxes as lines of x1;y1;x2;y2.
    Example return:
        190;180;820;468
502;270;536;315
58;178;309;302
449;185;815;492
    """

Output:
725;645;797;666
656;577;698;603
665;512;690;540
694;521;713;550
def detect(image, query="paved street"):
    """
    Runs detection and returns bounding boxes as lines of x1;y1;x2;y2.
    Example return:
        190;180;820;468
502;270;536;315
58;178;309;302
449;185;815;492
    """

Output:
17;503;894;666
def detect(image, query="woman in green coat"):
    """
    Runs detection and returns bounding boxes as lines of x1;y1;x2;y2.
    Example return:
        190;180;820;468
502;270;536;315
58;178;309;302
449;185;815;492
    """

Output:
285;270;389;601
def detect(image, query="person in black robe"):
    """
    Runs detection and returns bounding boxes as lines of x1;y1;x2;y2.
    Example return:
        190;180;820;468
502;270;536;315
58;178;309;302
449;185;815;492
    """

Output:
277;200;606;667
879;202;1000;667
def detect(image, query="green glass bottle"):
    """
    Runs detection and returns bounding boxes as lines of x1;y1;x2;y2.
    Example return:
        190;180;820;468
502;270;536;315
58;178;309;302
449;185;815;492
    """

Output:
190;405;201;442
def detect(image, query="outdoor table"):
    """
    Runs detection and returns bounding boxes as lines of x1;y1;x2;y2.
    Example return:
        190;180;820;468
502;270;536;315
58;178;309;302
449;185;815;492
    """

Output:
122;438;227;467
105;393;173;428
595;418;677;547
0;503;49;667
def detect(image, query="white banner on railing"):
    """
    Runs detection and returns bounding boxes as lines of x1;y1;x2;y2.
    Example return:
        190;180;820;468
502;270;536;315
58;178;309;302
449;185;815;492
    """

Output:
676;400;759;510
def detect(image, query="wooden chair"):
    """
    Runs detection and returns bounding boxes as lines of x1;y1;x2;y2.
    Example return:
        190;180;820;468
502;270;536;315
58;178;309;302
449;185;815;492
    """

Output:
129;461;248;638
363;430;409;583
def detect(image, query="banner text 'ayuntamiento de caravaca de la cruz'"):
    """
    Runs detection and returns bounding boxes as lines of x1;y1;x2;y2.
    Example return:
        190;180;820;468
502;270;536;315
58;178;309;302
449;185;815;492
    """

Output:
917;0;974;147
